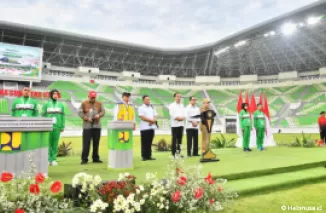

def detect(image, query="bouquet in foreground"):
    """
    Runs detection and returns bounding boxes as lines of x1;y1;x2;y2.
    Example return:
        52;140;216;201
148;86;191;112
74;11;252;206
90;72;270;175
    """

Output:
80;157;238;213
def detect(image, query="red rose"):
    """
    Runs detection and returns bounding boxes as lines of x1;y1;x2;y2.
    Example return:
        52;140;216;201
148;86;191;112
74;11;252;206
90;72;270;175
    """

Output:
204;173;215;185
29;184;40;195
177;176;187;186
50;181;62;193
193;187;204;200
209;198;215;205
35;173;45;184
1;172;13;183
218;185;223;192
15;209;24;213
172;190;181;203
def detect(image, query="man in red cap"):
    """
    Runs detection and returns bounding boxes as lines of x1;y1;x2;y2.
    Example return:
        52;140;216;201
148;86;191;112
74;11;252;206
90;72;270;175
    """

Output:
79;91;105;164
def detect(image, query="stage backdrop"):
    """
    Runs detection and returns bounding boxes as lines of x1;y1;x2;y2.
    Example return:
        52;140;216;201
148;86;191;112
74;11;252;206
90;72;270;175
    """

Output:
0;43;43;81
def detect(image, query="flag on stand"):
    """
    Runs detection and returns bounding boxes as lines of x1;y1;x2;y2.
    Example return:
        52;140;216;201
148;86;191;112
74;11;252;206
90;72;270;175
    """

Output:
237;91;243;113
236;91;243;137
250;93;257;114
262;93;271;138
259;92;263;105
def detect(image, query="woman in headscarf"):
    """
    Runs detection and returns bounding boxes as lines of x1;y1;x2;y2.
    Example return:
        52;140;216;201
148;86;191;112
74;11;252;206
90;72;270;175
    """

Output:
239;103;252;152
200;98;212;155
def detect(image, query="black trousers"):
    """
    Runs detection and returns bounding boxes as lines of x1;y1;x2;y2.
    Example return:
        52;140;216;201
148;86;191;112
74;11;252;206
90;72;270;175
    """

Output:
186;129;198;156
140;129;155;159
171;127;184;156
81;128;101;162
320;127;326;142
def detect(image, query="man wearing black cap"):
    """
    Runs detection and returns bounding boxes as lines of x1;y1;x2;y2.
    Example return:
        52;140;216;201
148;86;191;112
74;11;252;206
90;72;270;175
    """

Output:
42;89;65;166
113;92;136;130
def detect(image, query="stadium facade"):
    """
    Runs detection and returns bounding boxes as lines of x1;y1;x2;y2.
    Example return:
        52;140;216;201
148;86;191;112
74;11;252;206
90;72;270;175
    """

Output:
1;1;326;136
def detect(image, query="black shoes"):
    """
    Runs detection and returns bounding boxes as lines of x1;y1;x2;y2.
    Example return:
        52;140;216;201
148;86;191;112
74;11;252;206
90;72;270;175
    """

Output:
244;148;253;152
93;160;103;163
142;157;156;161
81;161;88;165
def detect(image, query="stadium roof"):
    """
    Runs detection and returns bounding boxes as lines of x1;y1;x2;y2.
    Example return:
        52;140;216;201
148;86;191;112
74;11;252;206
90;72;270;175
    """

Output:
0;0;325;54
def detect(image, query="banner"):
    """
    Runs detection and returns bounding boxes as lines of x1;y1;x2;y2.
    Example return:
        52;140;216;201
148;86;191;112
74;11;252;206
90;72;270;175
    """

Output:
0;89;60;98
0;43;43;81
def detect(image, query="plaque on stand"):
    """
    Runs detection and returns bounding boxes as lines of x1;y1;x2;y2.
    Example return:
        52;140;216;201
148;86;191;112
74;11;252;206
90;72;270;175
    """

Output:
107;121;133;169
192;110;220;163
0;117;53;175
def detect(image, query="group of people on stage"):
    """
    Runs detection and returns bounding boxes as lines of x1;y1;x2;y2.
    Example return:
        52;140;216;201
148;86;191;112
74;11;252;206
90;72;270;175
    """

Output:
239;103;266;151
10;87;215;165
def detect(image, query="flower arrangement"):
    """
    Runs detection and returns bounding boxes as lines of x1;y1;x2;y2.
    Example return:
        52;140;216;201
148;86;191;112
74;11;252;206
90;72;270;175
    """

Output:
81;155;238;213
0;154;73;213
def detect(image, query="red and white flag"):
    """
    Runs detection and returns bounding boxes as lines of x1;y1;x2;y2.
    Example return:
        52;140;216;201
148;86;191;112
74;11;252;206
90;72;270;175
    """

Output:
262;93;276;147
236;91;243;137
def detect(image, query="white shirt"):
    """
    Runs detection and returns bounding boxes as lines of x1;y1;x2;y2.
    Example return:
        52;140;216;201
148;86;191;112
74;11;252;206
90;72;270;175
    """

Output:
138;104;158;131
185;104;201;129
113;102;136;122
169;102;185;127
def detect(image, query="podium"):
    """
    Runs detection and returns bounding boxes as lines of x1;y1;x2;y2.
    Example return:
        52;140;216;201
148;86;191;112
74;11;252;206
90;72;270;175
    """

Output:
107;121;133;169
192;110;219;163
0;117;53;175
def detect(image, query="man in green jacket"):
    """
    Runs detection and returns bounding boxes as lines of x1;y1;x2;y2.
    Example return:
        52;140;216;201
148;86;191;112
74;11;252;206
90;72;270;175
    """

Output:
254;103;266;151
11;87;38;117
42;89;65;166
239;103;252;152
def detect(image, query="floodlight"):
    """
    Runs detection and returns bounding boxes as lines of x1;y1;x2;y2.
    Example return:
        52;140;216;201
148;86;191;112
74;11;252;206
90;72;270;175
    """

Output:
281;23;297;35
234;40;247;47
264;33;269;37
298;22;305;27
269;31;276;36
307;16;322;25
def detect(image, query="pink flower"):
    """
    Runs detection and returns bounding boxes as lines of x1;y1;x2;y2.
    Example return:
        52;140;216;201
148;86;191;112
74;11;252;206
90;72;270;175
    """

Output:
193;187;204;200
204;173;215;185
172;190;181;203
177;176;187;186
218;185;223;192
209;198;215;205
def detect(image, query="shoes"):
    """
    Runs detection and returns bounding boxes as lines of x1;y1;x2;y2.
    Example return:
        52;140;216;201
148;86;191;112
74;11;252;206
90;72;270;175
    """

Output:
81;161;88;165
142;158;148;161
52;161;58;166
93;160;103;163
193;154;200;156
244;148;252;152
48;162;52;166
148;157;156;160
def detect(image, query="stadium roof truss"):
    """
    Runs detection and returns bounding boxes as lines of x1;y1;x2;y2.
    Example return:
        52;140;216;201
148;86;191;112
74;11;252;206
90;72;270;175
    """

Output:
1;0;326;77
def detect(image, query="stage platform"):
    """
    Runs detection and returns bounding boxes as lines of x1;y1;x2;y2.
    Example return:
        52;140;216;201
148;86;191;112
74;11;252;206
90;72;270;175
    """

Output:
49;144;326;197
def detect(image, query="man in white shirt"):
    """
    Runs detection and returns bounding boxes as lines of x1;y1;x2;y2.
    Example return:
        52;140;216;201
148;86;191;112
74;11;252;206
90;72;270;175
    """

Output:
138;95;157;161
169;92;185;157
185;97;201;157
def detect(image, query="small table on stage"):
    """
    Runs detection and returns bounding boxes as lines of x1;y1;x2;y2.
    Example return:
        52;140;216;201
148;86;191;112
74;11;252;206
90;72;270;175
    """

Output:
0;117;53;176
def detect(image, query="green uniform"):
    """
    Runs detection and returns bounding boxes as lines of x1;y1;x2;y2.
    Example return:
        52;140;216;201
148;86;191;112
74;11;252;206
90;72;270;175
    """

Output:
42;100;65;163
239;109;251;149
11;97;38;117
254;110;266;150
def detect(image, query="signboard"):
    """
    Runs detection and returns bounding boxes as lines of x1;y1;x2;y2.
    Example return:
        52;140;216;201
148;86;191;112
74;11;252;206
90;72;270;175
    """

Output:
0;43;43;81
0;89;60;98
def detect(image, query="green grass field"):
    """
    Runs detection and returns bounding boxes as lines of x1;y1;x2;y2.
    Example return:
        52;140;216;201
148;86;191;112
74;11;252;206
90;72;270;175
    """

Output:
52;133;326;213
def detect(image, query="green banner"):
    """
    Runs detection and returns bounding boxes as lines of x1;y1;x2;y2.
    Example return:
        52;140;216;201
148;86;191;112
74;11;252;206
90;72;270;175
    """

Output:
108;129;133;150
0;131;49;153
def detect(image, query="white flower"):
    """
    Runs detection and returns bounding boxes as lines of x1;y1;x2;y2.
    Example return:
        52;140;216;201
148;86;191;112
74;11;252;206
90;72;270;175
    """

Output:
160;204;164;209
136;189;140;194
165;206;169;210
90;205;97;212
93;175;102;185
160;197;165;202
143;194;149;199
157;203;160;207
140;199;145;205
124;172;130;177
139;185;144;191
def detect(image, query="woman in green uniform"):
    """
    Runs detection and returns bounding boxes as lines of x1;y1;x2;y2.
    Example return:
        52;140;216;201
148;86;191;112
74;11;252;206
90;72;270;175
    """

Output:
239;103;252;152
254;103;266;151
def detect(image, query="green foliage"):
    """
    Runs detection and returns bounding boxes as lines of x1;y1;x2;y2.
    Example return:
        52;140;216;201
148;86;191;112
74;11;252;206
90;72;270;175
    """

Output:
57;142;72;157
289;132;315;148
210;134;235;149
152;138;171;152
